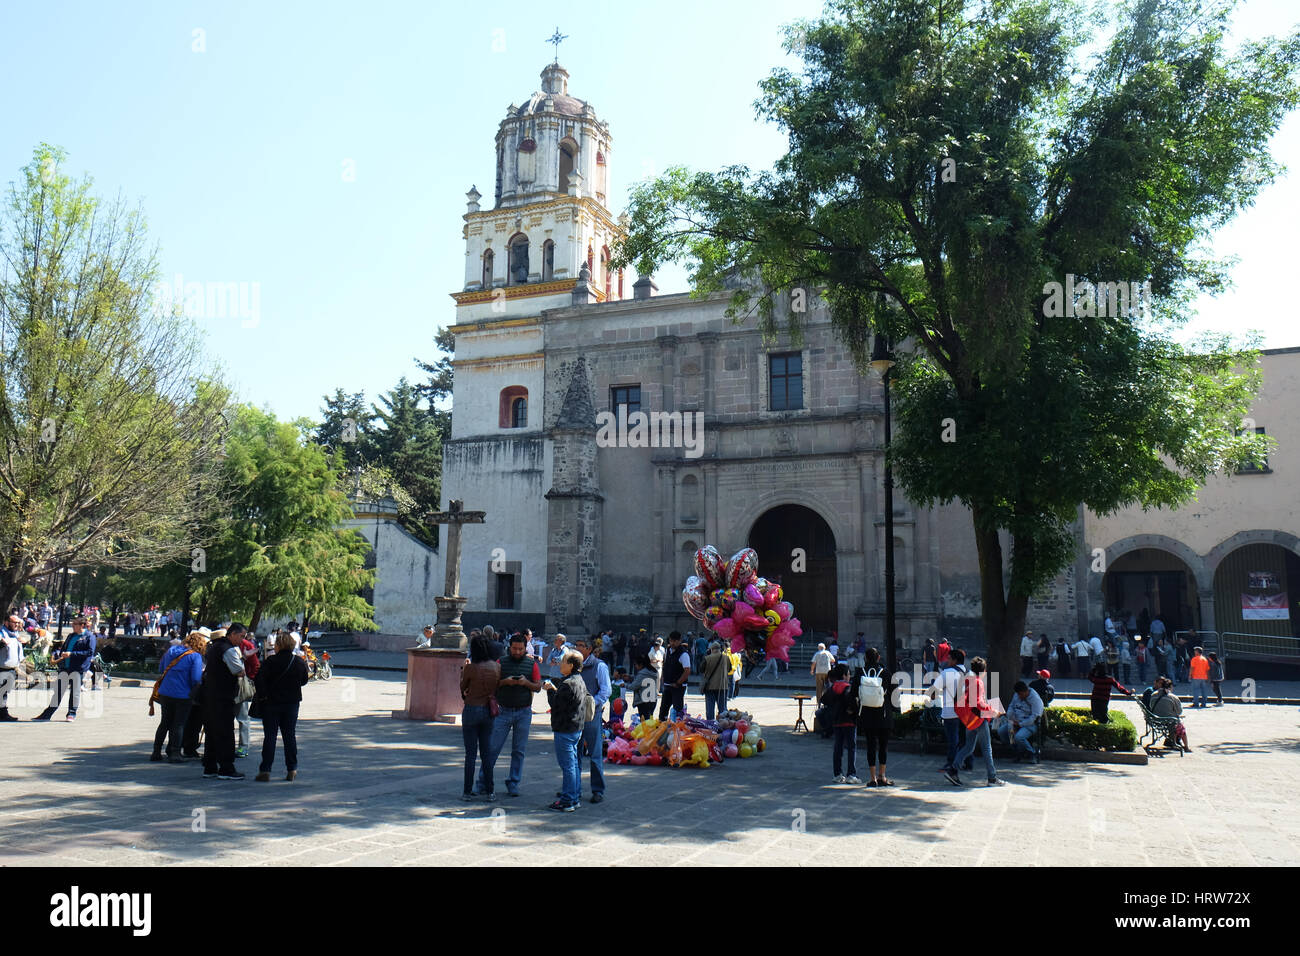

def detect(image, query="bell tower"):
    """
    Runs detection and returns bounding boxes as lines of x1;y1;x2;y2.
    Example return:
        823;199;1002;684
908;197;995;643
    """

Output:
451;62;624;322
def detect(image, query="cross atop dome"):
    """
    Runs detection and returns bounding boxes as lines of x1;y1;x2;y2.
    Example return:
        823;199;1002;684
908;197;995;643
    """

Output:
546;27;568;64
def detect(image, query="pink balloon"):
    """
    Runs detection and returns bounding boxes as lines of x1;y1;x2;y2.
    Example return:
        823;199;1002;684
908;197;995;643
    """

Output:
773;601;793;622
731;601;767;631
742;583;764;607
729;635;748;654
765;631;796;662
785;617;803;638
694;546;726;590
713;618;740;641
725;548;759;589
762;587;781;610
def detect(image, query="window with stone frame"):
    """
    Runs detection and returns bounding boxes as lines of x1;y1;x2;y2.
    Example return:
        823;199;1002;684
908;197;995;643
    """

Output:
768;352;804;411
499;386;529;428
610;384;641;415
542;240;555;281
507;233;529;286
482;248;494;289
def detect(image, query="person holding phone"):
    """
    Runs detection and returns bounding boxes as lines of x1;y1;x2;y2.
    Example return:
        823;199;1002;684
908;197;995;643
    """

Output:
545;649;588;812
34;616;96;722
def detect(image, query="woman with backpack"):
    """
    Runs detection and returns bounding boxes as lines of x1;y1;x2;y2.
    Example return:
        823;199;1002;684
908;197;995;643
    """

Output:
945;657;1003;787
859;647;893;786
824;663;861;784
545;648;589;812
1055;637;1072;678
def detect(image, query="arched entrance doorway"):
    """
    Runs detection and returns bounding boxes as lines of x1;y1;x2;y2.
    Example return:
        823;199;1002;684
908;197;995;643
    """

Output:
1102;549;1199;635
1212;543;1300;639
748;504;837;636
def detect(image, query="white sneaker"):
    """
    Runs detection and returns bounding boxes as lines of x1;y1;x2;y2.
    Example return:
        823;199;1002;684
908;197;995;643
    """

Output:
833;774;846;783
846;775;862;784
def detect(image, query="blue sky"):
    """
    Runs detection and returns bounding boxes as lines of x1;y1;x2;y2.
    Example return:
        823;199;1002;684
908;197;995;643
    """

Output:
2;0;1296;422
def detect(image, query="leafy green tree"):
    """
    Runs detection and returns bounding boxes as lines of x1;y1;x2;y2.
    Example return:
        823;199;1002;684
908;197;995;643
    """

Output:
369;377;443;547
615;0;1298;692
314;387;373;469
0;144;228;611
192;405;376;632
414;325;455;444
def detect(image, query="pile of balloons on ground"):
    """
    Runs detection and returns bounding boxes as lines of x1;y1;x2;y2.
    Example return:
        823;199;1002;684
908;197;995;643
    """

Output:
682;545;801;662
604;708;767;769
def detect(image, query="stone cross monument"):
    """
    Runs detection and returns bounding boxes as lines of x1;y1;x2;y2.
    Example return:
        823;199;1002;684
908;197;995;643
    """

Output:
425;499;486;649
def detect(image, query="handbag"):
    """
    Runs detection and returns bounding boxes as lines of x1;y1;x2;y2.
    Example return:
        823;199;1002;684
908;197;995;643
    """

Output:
149;649;196;716
235;674;257;704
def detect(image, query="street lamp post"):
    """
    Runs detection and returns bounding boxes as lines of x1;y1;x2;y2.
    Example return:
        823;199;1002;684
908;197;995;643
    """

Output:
870;333;898;679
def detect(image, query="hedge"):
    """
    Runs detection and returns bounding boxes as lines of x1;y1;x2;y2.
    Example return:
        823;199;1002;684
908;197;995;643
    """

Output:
891;703;1137;752
1043;707;1138;752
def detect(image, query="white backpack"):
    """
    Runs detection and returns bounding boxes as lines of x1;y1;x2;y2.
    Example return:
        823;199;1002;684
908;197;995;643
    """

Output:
859;667;885;708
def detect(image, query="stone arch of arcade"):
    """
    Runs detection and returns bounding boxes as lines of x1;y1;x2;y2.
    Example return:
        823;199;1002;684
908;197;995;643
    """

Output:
738;493;849;640
1091;534;1207;635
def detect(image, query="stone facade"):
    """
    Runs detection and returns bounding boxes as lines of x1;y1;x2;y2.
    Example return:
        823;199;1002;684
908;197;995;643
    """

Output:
432;63;1300;656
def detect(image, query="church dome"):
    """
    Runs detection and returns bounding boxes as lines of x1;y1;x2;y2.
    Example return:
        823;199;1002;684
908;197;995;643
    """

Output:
515;63;589;117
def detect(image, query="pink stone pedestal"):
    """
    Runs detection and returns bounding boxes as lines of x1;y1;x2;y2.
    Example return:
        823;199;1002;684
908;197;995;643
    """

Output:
394;648;465;722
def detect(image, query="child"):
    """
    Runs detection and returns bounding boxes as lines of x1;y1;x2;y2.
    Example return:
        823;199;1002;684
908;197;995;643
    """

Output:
610;668;629;715
825;663;861;784
1208;652;1224;706
629;657;659;722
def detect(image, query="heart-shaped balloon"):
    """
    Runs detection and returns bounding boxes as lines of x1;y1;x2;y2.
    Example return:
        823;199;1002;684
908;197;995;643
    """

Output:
765;630;796;662
694;546;726;590
725;548;759;589
682;576;710;620
742;583;765;607
762;584;783;609
773;601;794;622
731;601;768;631
713;618;740;641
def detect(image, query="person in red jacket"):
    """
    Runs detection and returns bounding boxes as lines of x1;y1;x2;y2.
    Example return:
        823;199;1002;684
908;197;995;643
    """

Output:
1087;663;1134;722
945;657;1003;787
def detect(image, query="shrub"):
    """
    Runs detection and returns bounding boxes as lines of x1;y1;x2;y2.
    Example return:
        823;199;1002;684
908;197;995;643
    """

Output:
1045;707;1137;752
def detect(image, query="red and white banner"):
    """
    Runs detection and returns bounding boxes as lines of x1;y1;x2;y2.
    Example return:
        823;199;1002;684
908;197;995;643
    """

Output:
1242;592;1290;621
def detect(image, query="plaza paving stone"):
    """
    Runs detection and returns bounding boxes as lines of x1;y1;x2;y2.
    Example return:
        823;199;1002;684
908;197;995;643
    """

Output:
1;671;1298;866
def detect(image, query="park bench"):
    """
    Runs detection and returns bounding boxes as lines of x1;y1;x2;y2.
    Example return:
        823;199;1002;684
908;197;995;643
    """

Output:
918;704;946;754
1136;700;1184;757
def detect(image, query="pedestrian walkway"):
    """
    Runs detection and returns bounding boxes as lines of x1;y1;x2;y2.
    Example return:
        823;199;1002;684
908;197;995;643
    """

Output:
2;672;1298;866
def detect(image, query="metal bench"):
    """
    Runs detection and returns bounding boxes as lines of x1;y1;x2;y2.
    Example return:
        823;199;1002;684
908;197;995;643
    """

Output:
918;704;946;754
1136;700;1184;757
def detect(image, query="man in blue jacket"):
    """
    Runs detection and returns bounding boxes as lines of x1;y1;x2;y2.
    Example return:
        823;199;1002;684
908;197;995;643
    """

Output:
34;617;96;722
572;635;610;804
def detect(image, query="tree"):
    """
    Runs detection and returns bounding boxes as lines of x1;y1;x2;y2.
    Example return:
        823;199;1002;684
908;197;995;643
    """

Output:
414;325;454;445
369;377;443;547
615;0;1298;694
0;145;228;611
192;405;376;632
314;387;373;470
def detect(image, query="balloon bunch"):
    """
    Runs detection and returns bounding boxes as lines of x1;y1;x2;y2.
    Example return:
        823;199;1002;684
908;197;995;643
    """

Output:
682;546;801;662
603;712;768;768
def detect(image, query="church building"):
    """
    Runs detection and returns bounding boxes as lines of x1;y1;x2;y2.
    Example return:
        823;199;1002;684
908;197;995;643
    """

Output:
431;61;1300;667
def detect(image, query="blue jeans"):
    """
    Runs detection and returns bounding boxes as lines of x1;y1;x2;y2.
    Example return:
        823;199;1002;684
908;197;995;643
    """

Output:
1191;679;1209;707
832;725;857;777
997;720;1037;755
943;716;963;770
954;720;997;781
484;706;531;794
553;730;581;804
259;700;299;772
581;716;605;796
461;705;494;796
704;688;727;720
